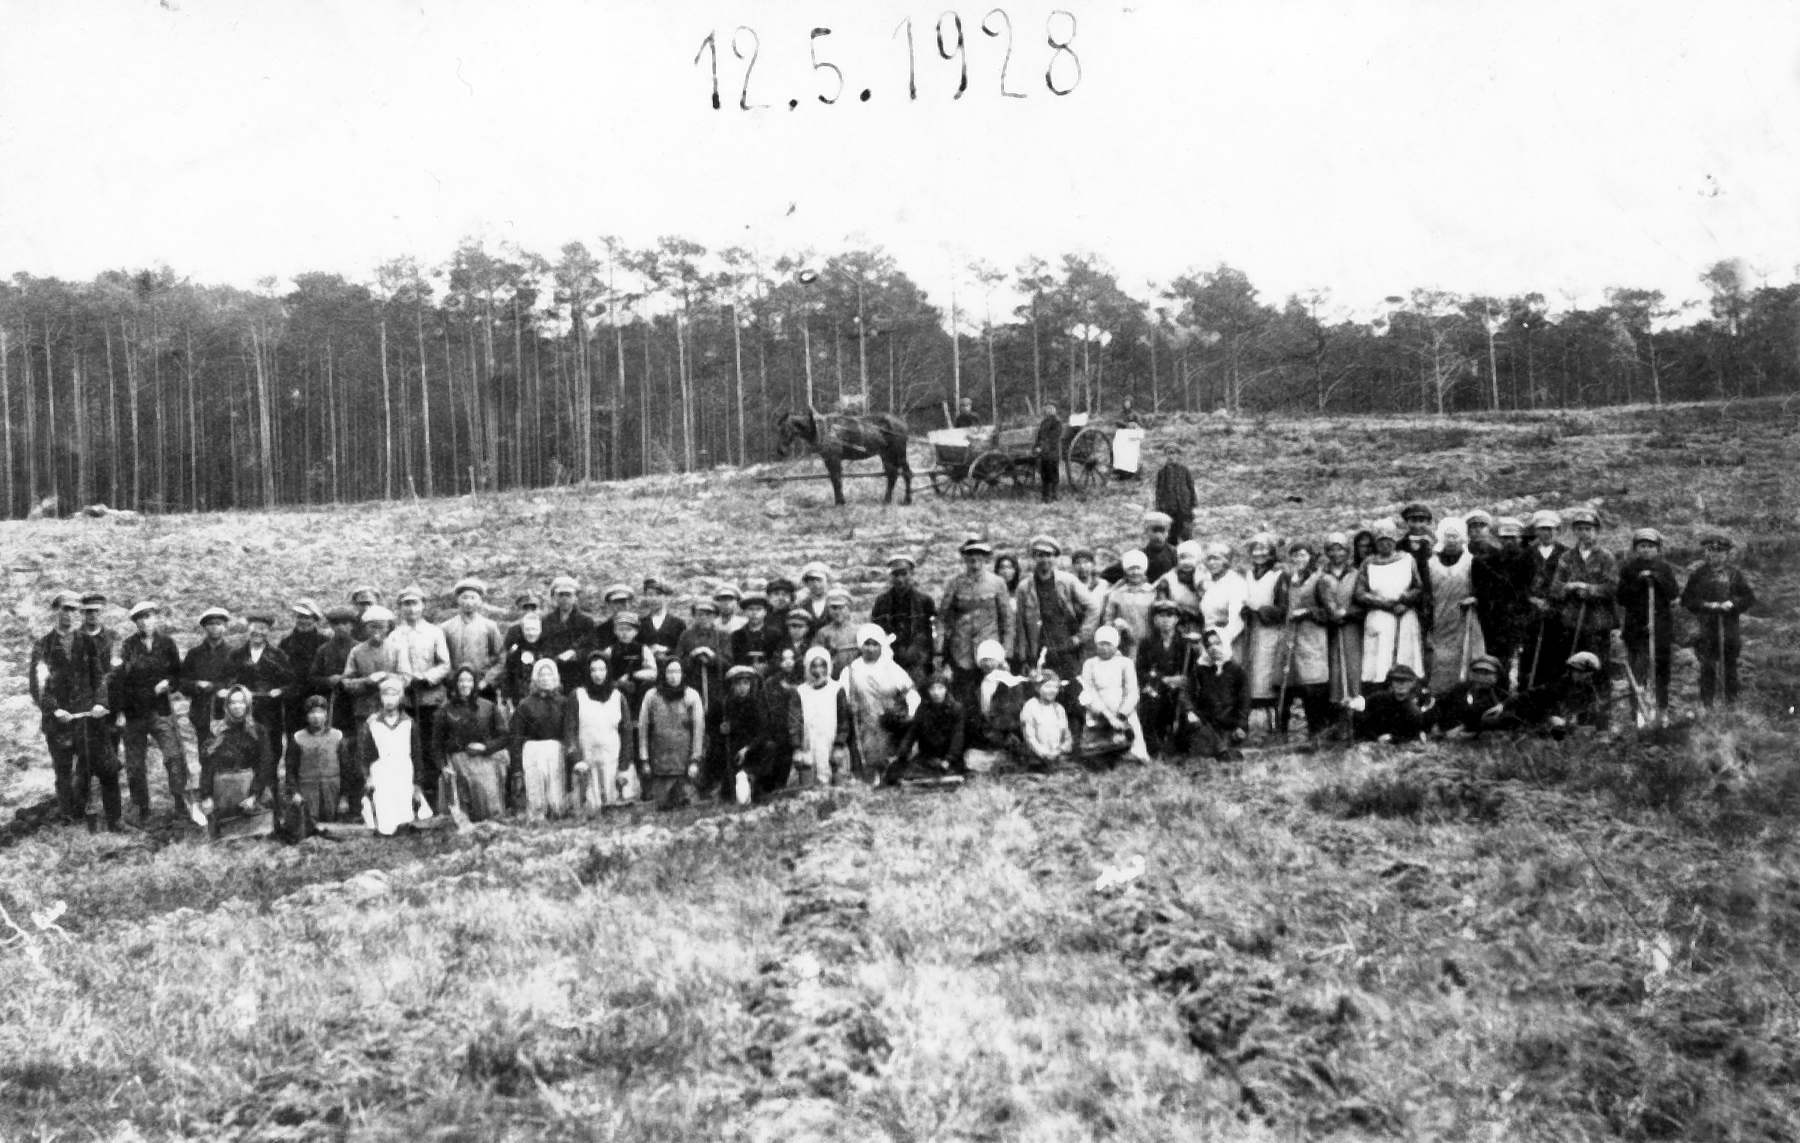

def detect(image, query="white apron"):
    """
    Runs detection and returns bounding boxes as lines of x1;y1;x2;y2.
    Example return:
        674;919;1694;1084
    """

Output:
1244;567;1285;700
364;715;417;836
843;656;917;780
520;738;568;819
1428;551;1487;692
1111;427;1144;474
1361;558;1424;684
572;688;636;809
796;680;844;783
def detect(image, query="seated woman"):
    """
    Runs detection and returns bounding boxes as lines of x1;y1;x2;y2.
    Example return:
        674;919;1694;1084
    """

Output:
964;639;1029;773
1080;625;1149;762
509;658;570;821
200;685;275;838
841;623;919;785
565;651;637;813
1020;671;1073;772
433;665;511;821
890;674;965;782
357;675;429;835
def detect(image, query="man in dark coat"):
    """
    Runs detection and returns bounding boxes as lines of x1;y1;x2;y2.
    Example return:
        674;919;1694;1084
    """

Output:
730;591;785;674
1354;663;1432;743
1681;532;1757;707
637;576;687;662
1522;509;1568;690
871;555;937;684
1034;403;1063;503
938;537;1015;709
1617;527;1679;716
180;607;237;751
952;397;982;429
1433;655;1516;737
1473;517;1534;686
1508;651;1611;735
1399;503;1437;633
29;592;104;823
278;601;330;733
1012;534;1098;724
229;613;295;741
1136;600;1193;757
543;576;598;689
112;600;189;821
309;606;362;734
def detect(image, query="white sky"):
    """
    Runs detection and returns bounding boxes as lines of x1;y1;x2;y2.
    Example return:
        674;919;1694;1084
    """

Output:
1;0;1796;319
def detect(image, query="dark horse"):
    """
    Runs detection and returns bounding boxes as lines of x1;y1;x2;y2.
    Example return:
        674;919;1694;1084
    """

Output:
774;408;913;506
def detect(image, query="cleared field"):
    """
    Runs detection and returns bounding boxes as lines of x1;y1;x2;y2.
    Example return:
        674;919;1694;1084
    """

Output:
2;402;1799;1140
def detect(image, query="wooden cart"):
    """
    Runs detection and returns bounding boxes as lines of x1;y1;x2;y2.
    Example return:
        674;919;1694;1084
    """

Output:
919;414;1115;498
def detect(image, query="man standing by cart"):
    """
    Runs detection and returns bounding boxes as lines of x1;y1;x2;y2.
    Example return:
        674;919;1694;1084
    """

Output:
1035;403;1063;503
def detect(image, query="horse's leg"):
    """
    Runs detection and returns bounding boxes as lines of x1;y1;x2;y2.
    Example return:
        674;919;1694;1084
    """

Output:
882;458;897;504
826;456;846;506
900;445;914;504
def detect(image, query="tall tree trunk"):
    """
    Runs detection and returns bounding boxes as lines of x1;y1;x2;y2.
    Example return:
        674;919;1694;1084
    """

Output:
950;275;961;405
612;311;625;481
122;319;140;510
1485;304;1501;412
45;333;58;509
0;327;11;518
23;325;36;510
732;302;747;466
417;306;434;498
676;304;694;470
380;317;394;499
856;277;869;411
73;352;89;508
1030;296;1042;408
512;296;524;488
104;327;119;507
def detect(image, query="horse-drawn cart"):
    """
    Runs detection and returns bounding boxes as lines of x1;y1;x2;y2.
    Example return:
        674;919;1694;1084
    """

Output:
919;414;1114;498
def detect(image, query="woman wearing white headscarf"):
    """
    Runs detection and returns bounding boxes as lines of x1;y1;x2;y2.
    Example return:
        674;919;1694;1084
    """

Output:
790;646;856;785
1354;519;1426;685
1242;532;1288;705
841;623;919;783
510;657;570;820
965;638;1028;771
1099;549;1157;653
1426;516;1486;693
1154;540;1206;620
1198;542;1249;653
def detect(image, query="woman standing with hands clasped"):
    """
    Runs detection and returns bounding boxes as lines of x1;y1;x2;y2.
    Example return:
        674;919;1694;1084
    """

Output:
566;651;638;812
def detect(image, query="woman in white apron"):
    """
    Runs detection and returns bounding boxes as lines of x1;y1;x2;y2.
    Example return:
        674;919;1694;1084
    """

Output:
1078;625;1150;761
1198;542;1249;654
793;646;854;785
509;658;570;821
841;623;920;784
1354;520;1426;686
1426;518;1487;694
1242;533;1288;706
568;651;636;812
1275;540;1333;736
1313;532;1365;707
358;676;427;835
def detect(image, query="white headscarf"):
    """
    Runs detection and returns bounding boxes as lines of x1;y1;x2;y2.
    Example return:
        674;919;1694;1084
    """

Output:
1435;516;1468;554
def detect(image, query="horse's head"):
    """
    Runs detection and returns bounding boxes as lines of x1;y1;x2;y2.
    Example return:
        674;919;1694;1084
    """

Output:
773;409;814;458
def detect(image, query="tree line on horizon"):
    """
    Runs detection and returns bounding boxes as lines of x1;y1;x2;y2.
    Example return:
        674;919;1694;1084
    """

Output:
0;241;1792;519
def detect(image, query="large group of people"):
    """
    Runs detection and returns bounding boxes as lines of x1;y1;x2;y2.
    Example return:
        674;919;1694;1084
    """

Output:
24;496;1757;835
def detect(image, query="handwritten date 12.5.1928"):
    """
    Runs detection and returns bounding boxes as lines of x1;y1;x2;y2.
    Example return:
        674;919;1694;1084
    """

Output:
695;10;1080;111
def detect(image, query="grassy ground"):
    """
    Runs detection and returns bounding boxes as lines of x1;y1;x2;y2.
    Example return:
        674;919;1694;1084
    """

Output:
3;401;1799;1140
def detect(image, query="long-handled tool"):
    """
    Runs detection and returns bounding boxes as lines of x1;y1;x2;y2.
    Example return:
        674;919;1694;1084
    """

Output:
1646;579;1659;726
1274;615;1298;741
1526;613;1547;689
1616;632;1649;730
1459;609;1474;683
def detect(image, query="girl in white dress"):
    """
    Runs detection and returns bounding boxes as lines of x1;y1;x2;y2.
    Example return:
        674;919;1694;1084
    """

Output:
359;675;427;835
1079;625;1149;760
1355;519;1426;685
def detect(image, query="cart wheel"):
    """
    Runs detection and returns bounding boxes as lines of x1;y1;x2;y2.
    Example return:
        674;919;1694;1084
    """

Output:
929;467;964;498
1065;428;1113;491
968;451;1013;498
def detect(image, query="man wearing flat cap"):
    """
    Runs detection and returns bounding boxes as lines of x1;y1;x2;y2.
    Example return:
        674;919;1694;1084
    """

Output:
1522;510;1568;689
1547;507;1617;684
1472;517;1534;686
543;576;599;688
112;601;188;821
638;577;687;661
29;591;106;823
1681;532;1756;707
939;536;1014;707
278;601;330;733
390;585;453;803
228;612;295;740
1012;534;1098;724
593;583;635;652
1616;528;1678;717
348;586;383;642
1034;403;1064;502
441;577;506;696
1433;655;1516;738
309;606;364;744
180;607;237;744
872;555;937;684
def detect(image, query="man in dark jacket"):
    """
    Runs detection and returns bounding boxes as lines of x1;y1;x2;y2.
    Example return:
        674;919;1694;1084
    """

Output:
1433;655;1516;737
1509;651;1611;736
730;591;784;674
112;601;189;821
1101;512;1177;585
871;555;937;684
1354;663;1432;743
1473;517;1534;686
1035;403;1063;502
1681;532;1756;707
1011;535;1098;721
1523;509;1568;690
1137;601;1193;757
180;607;237;754
309;606;361;731
1399;503;1437;634
543;576;598;689
638;576;687;662
29;592;104;822
1185;628;1248;759
229;613;295;741
278;601;330;733
1617;527;1679;717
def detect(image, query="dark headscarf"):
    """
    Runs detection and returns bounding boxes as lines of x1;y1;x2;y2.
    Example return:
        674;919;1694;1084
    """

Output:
583;650;615;703
655;657;686;703
449;665;481;706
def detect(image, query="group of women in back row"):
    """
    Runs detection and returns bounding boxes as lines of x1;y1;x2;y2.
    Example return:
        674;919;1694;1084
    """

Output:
24;499;1756;834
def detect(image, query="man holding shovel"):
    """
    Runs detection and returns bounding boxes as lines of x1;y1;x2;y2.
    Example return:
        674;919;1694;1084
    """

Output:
1681;532;1756;708
1617;528;1678;722
1548;507;1618;728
